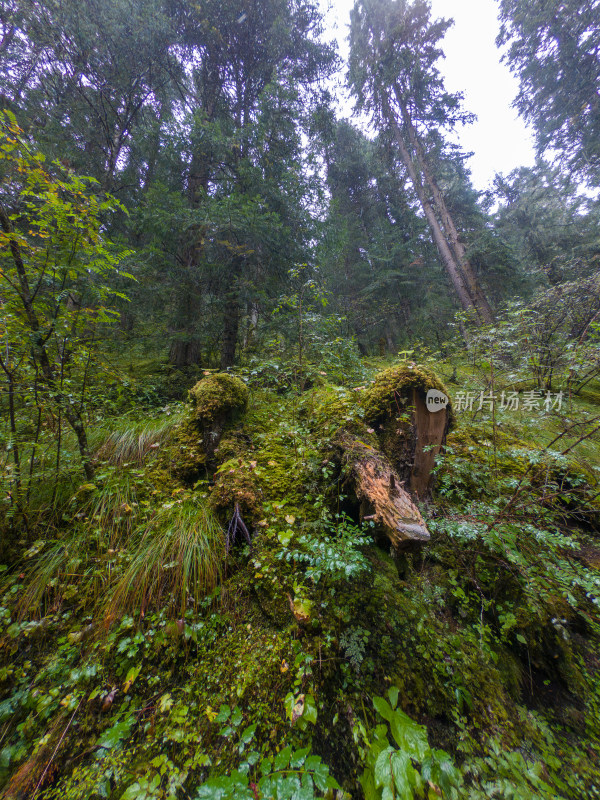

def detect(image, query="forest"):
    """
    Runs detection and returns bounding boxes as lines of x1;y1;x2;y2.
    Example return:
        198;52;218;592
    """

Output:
0;0;600;797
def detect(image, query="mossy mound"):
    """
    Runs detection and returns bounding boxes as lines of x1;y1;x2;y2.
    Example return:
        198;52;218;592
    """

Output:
3;357;600;799
152;418;208;484
210;457;263;522
301;384;364;436
362;363;451;425
189;373;249;427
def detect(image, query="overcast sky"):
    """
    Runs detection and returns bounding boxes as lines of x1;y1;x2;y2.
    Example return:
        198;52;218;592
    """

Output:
320;0;537;190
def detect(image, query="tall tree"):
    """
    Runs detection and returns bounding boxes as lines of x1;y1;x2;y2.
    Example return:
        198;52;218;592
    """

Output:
497;0;600;185
160;0;336;367
492;160;600;284
348;0;494;323
0;0;178;193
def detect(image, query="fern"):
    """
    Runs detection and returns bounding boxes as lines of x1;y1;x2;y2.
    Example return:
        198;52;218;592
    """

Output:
340;626;370;673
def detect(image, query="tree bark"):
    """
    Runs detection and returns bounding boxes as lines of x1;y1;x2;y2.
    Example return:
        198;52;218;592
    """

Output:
382;91;494;325
381;98;475;314
169;339;202;368
220;291;241;369
395;93;494;323
336;433;430;550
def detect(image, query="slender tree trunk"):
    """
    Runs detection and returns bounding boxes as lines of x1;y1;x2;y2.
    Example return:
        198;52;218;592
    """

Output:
64;408;94;481
0;359;22;509
384;89;494;325
220;291;241;370
381;98;475;314
243;302;260;349
398;99;494;323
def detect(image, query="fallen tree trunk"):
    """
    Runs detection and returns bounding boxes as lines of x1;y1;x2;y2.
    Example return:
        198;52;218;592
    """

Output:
337;434;430;550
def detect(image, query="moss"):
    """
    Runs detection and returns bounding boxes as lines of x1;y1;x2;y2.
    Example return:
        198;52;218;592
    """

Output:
300;384;365;436
362;363;452;426
210;457;263;522
147;418;207;488
188;373;249;427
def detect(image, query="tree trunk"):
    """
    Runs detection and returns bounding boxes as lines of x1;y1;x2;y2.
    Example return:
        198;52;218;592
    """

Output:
63;407;95;481
383;101;474;313
383;91;495;325
336;433;430;550
168;338;202;368
243;302;260;349
220;292;241;369
397;97;494;323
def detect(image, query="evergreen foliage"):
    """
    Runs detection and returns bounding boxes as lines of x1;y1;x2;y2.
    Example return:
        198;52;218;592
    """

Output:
1;0;600;797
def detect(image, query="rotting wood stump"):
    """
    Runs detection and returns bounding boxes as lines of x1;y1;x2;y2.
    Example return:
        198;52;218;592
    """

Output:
362;364;452;498
330;364;453;550
337;434;430;550
188;372;249;460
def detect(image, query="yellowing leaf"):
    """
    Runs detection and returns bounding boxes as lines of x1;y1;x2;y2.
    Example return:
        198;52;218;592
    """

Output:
123;665;141;692
158;693;173;713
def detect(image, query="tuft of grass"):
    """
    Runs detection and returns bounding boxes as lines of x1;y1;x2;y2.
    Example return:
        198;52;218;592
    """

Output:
94;412;184;467
17;472;142;616
106;498;225;619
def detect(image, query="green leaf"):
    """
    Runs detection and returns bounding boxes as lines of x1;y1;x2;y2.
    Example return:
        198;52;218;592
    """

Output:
231;706;243;727
302;694;318;725
278;529;294;546
313;761;332;792
423;750;461;796
123;665;141;691
359;766;380;800
274;745;292;771
260;757;272;777
215;705;231;723
373;696;394;723
390;750;418;800
96;716;135;753
284;692;296;722
290;747;310;768
304;755;321;771
389;710;429;762
240;723;257;745
374;746;396;790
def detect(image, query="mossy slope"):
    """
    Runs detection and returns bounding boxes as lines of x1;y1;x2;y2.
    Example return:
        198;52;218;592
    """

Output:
0;361;599;799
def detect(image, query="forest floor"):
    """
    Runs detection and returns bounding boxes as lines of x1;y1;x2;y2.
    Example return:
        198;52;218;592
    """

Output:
1;353;599;800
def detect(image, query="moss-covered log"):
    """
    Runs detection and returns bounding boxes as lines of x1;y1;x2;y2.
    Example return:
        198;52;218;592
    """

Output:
338;433;430;549
362;364;452;497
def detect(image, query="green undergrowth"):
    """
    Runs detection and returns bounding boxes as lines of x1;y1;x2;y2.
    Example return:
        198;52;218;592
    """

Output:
0;358;600;798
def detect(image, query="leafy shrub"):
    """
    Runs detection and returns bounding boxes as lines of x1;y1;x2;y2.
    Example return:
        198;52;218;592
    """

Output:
277;514;372;584
359;688;462;800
